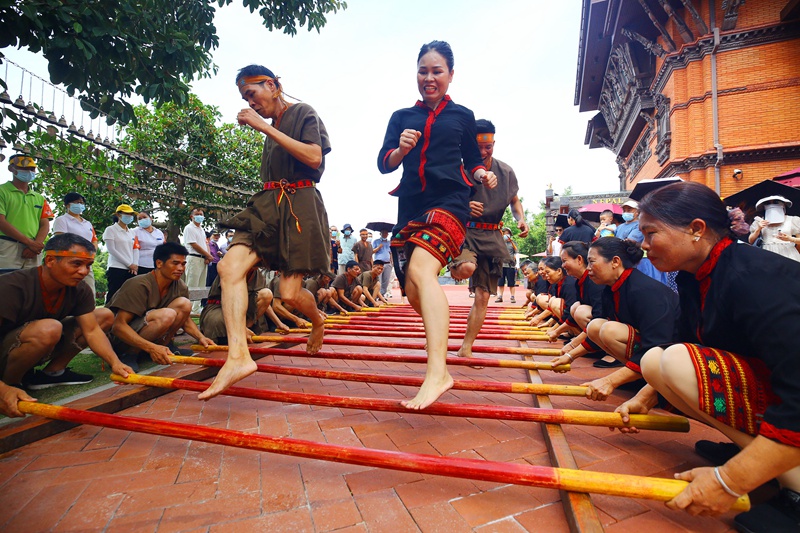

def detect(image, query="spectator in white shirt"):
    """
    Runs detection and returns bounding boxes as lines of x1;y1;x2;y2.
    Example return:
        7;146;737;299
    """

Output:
102;204;140;304
134;210;165;275
53;191;98;298
182;207;213;314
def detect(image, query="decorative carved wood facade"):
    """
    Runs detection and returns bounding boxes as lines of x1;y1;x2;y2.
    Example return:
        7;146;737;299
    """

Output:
597;43;656;155
722;0;746;31
654;94;671;164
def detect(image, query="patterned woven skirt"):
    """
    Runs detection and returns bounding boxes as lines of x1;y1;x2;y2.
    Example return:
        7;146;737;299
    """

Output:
685;343;777;436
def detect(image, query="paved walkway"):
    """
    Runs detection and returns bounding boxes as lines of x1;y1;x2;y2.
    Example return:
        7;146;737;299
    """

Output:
0;285;738;532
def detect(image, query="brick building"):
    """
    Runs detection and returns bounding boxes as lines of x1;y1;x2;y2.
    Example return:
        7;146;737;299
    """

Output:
575;0;800;198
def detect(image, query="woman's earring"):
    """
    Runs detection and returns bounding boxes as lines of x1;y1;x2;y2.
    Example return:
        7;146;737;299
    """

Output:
693;235;700;242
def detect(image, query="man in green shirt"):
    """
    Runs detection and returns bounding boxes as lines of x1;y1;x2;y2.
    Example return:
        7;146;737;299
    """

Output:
0;155;53;273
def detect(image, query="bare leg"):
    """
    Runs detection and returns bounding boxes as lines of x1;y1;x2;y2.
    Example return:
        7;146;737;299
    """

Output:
641;347;800;489
280;273;325;354
198;246;260;400
457;286;489;358
3;320;62;384
401;247;453;410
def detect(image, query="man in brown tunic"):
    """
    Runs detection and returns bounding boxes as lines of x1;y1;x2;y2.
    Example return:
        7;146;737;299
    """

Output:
454;119;529;358
0;234;133;417
352;229;374;272
357;260;388;307
108;242;212;371
200;65;332;400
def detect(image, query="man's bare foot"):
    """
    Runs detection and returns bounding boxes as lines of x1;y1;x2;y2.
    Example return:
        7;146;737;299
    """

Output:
198;357;257;400
456;345;484;368
306;322;324;354
400;373;454;410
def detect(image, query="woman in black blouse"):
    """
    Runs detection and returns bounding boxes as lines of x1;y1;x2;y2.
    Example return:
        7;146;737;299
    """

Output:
616;182;800;528
581;237;679;400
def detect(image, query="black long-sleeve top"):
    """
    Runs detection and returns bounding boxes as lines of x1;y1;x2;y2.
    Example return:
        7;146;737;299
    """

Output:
601;268;679;373
377;96;485;198
549;274;578;325
676;238;800;447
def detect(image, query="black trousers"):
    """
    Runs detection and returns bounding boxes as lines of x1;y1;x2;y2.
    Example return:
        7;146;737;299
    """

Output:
106;267;135;304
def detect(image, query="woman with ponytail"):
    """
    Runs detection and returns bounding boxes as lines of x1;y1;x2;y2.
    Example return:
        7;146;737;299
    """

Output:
581;237;679;400
559;209;595;246
528;256;578;331
547;241;607;370
612;181;800;528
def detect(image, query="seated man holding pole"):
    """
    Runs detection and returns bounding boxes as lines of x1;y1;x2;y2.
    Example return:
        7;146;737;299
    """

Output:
0;234;133;417
357;260;389;307
331;261;364;312
200;269;289;344
108;242;212;371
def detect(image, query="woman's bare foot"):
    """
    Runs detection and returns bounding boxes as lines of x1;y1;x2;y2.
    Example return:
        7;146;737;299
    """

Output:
456;345;473;358
306;322;324;354
401;373;454;410
198;357;257;400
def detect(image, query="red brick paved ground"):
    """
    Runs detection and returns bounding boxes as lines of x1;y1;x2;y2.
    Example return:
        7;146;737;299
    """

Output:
0;285;738;532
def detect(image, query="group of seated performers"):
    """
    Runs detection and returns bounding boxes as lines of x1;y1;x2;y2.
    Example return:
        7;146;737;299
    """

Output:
519;182;800;530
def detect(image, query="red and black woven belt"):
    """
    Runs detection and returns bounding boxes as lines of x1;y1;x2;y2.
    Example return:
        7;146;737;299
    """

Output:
466;221;500;231
263;179;316;191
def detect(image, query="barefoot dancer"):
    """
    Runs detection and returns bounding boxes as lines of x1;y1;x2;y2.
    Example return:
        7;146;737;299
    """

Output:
453;119;529;359
378;41;497;409
199;65;331;400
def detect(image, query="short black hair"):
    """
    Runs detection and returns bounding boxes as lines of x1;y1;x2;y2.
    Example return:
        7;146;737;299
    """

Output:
63;191;85;205
345;260;359;270
153;242;189;265
45;233;95;254
373;259;386;266
476;119;495;134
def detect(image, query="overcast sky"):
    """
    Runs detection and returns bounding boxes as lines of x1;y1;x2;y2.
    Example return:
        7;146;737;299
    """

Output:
2;0;620;229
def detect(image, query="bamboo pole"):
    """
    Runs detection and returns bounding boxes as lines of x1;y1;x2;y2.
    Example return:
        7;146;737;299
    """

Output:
169;355;587;397
326;315;534;327
286;328;549;341
112;374;690;433
191;346;567;371
247;335;563;357
321;321;546;334
15;402;749;511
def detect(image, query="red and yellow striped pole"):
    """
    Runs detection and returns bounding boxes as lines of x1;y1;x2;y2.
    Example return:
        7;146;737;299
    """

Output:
16;401;748;511
113;374;690;432
246;335;564;357
191;345;566;371
170;355;585;397
286;328;549;341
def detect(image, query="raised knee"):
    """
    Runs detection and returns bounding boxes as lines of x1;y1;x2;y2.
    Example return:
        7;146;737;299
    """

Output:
150;307;179;329
640;348;664;382
93;308;115;331
586;318;603;341
31;319;63;346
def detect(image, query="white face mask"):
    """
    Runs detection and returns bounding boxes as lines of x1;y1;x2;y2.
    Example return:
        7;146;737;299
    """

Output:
15;169;36;183
765;204;786;224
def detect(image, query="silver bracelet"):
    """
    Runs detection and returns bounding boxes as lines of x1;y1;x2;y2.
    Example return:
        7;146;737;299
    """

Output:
566;353;574;362
713;467;743;498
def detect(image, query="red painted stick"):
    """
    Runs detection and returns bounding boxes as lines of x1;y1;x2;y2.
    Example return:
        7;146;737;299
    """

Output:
287;328;548;341
169;355;587;397
191;346;567;371
249;335;563;357
17;402;746;509
112;374;689;433
322;322;543;335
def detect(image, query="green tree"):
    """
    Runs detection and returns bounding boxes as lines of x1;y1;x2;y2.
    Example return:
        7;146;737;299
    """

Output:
500;198;547;258
26;94;263;238
0;0;347;128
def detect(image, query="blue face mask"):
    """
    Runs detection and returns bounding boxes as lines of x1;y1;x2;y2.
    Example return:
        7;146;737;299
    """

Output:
120;214;135;225
68;203;86;215
621;212;635;222
15;170;36;183
331;231;338;237
343;230;352;236
138;218;152;229
193;215;205;224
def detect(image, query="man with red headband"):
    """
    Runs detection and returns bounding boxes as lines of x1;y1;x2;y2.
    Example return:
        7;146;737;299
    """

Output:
0;154;54;273
453;119;529;359
0;233;133;417
199;64;332;400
